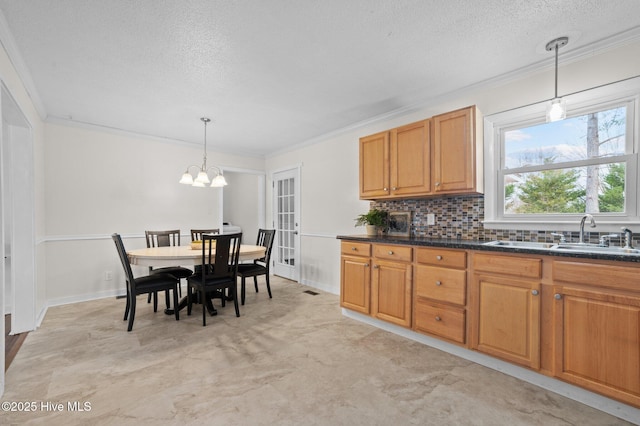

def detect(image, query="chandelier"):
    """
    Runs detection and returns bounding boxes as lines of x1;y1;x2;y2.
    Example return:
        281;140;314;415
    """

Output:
179;117;228;187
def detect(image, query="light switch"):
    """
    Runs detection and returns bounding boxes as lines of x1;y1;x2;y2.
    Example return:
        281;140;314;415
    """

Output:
427;213;435;225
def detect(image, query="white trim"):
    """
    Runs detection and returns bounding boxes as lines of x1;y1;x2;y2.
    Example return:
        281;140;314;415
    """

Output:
300;232;336;239
342;309;640;424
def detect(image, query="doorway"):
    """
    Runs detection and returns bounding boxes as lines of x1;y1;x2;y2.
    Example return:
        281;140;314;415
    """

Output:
272;167;300;281
0;83;35;395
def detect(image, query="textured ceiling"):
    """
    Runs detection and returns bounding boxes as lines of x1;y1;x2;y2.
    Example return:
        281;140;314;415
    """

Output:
0;0;639;157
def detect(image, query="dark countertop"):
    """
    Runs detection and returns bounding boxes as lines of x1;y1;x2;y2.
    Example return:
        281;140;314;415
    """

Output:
336;234;640;264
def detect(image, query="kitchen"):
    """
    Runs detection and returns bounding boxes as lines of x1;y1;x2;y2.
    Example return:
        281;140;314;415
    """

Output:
1;1;640;424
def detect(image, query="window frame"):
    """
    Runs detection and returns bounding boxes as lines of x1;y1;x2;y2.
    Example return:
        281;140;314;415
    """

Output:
483;77;640;232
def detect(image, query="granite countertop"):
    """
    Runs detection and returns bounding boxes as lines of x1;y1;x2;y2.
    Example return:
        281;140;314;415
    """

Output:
336;234;640;264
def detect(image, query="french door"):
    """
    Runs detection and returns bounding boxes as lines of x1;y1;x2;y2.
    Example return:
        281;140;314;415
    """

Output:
272;167;300;281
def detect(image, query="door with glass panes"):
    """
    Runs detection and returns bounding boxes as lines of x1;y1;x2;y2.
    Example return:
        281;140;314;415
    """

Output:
272;168;300;280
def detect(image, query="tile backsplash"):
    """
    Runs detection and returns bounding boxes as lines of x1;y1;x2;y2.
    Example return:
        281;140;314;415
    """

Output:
371;195;629;245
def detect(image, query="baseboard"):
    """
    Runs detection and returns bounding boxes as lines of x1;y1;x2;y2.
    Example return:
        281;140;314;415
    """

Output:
342;309;640;424
47;289;126;308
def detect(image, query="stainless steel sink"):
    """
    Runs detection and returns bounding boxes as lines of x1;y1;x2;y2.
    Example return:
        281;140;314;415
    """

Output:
482;240;555;250
553;244;640;255
483;240;640;256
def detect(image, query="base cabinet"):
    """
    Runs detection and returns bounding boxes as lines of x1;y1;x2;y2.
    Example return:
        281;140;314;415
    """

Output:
552;261;640;407
340;242;371;314
471;253;541;369
371;244;412;327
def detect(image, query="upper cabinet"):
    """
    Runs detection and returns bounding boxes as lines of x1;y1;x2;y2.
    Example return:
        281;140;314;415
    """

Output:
359;106;482;200
359;119;430;199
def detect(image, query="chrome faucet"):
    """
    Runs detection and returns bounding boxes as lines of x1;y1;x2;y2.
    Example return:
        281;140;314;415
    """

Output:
621;227;634;249
579;214;596;244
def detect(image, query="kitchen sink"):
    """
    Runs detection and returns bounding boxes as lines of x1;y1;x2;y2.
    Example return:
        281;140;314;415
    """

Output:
482;240;556;250
553;244;640;255
483;240;640;256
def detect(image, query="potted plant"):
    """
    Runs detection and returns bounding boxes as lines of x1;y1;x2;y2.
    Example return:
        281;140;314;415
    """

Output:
355;209;388;236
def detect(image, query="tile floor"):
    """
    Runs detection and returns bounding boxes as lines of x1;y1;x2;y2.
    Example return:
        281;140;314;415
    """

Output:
1;277;634;425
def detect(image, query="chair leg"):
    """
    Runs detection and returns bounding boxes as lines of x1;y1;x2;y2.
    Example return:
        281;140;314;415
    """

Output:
254;276;259;293
124;289;131;320
266;273;272;299
127;296;136;332
232;284;240;317
241;276;246;306
187;285;192;316
165;289;171;310
201;289;207;326
147;293;152;304
153;292;158;312
173;286;180;321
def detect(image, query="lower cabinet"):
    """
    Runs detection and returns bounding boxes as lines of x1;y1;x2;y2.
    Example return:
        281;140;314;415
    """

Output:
340;241;371;314
471;253;541;369
552;261;640;407
371;244;412;327
413;247;467;344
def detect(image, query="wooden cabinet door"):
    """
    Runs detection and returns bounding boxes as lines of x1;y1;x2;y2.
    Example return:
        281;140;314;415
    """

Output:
472;274;541;369
371;260;412;327
432;106;476;194
390;119;430;196
553;286;640;407
359;131;389;199
340;255;371;314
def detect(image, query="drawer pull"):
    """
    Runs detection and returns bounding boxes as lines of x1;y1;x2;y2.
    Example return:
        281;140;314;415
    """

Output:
435;316;441;321
351;247;357;251
531;289;539;296
388;251;394;255
435;281;442;286
554;293;562;300
436;255;443;261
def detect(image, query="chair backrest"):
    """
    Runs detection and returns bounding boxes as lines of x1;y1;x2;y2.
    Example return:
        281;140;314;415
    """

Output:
200;233;242;281
256;229;276;264
112;233;136;289
191;228;220;241
145;229;181;248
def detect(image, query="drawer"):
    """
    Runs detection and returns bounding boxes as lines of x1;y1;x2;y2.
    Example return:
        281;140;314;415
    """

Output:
415;265;466;306
416;247;466;269
374;244;412;262
414;300;465;344
553;260;640;292
473;253;541;279
341;241;371;257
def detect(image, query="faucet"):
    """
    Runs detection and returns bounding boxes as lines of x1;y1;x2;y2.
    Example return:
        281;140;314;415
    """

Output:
578;214;596;244
599;234;618;247
621;227;634;249
551;232;566;244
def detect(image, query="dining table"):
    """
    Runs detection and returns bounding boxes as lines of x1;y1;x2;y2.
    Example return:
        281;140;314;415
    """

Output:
127;244;267;315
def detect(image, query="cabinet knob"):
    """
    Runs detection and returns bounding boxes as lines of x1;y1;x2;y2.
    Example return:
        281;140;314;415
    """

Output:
364;263;369;267
373;265;379;269
554;293;562;300
435;281;442;286
435;316;441;321
392;187;397;190
531;289;539;296
383;187;388;191
351;247;357;251
388;251;394;255
436;255;443;260
435;182;441;187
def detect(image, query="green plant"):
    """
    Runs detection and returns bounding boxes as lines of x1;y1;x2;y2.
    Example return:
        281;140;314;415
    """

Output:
354;209;388;227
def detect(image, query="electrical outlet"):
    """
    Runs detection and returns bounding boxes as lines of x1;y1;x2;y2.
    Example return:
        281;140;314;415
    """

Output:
427;213;435;225
104;270;113;281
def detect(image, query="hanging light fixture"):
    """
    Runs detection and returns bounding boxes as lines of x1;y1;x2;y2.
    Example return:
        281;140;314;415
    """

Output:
545;36;569;122
179;117;228;187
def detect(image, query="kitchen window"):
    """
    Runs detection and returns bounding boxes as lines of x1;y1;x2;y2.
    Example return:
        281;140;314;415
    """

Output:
483;77;640;232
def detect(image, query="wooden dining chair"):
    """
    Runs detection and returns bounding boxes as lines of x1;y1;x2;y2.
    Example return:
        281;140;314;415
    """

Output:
145;230;193;309
237;229;275;305
112;233;180;331
190;228;220;241
187;232;242;326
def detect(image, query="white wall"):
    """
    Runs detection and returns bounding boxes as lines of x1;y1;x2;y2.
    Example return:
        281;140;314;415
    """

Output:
266;38;640;295
43;122;265;304
223;171;261;241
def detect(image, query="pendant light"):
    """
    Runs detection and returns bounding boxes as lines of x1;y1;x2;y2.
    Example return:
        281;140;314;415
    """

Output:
179;117;228;187
545;36;569;122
